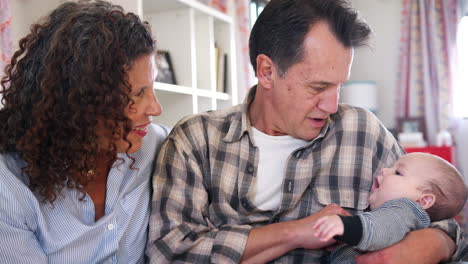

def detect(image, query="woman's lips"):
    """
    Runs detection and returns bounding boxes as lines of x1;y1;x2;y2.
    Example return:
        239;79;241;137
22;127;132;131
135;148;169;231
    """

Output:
131;123;149;137
132;129;147;137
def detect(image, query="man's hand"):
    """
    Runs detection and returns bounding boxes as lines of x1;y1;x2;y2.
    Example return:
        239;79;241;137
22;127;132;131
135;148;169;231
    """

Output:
241;203;350;263
312;215;344;242
355;228;455;264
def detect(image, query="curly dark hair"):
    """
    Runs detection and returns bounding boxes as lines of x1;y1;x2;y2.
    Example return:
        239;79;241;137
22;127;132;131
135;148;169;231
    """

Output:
0;0;155;202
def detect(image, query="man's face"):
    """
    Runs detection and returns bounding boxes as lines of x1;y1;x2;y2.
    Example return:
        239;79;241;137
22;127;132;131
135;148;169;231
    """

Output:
267;22;354;140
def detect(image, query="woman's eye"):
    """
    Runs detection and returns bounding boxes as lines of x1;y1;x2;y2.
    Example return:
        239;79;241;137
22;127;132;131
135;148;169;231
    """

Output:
395;170;401;175
136;88;145;97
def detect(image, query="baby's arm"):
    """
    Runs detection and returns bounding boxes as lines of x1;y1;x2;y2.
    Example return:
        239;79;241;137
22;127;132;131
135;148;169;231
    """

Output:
312;215;344;242
314;199;431;251
314;214;364;246
356;198;430;251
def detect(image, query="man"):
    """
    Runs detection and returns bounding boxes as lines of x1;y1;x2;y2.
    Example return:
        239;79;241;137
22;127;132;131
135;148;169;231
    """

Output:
147;0;464;263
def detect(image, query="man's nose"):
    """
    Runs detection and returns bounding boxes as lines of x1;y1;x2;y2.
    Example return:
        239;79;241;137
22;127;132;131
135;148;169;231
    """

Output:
317;88;339;114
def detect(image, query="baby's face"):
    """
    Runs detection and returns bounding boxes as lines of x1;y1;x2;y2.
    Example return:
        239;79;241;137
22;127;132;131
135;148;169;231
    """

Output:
368;153;434;210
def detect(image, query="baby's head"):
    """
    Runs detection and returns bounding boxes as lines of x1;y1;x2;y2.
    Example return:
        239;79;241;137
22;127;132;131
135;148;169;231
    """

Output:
369;152;467;221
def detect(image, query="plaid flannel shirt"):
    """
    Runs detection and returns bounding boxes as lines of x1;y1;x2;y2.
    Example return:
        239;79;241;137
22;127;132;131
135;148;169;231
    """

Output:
147;101;465;263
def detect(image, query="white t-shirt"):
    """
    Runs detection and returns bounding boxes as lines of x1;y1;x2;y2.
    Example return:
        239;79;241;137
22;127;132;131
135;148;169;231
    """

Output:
249;127;308;211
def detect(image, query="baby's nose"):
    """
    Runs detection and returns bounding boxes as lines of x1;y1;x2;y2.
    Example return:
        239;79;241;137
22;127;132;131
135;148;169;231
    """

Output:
381;167;389;175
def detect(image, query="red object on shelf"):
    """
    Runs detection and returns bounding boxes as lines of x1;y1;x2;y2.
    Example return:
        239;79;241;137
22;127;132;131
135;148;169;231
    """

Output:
404;146;453;164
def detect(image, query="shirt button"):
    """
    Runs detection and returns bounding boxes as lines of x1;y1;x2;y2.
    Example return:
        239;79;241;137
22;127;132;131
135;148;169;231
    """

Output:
287;180;293;192
295;150;303;159
247;164;254;173
107;224;114;230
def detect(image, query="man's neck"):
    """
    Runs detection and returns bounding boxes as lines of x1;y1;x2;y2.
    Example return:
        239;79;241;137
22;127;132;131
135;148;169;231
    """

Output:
248;86;286;136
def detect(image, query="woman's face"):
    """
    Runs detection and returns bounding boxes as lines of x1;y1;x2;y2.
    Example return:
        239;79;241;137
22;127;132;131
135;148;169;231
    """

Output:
117;54;162;153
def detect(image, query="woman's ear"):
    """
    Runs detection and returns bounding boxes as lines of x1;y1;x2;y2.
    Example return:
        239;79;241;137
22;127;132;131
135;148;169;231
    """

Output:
256;54;275;90
417;193;436;210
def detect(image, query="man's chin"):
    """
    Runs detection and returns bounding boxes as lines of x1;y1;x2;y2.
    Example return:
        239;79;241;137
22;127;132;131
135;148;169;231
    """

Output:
300;131;321;141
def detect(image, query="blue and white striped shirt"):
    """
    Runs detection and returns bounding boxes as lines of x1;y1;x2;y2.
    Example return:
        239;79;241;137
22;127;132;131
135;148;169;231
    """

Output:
0;124;169;263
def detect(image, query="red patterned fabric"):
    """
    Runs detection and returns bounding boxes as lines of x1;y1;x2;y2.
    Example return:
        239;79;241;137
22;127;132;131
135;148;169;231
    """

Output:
233;0;254;101
404;146;453;163
0;0;12;74
210;0;228;13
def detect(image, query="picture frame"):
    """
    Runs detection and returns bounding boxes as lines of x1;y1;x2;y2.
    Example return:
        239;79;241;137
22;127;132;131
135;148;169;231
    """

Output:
396;117;427;140
155;50;177;85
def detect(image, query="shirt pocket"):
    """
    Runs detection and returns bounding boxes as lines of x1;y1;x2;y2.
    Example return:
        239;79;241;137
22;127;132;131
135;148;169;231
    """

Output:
310;160;373;214
313;186;370;215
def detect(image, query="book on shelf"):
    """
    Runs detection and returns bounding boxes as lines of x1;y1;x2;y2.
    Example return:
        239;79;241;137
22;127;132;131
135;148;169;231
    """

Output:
215;44;220;91
215;44;228;93
222;53;228;93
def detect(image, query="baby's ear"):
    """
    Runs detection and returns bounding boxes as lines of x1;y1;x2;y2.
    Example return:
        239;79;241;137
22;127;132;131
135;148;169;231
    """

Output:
417;193;435;210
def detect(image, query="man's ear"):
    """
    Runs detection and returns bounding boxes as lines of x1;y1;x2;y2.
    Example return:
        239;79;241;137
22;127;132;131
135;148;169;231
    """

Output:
256;54;275;90
417;193;435;210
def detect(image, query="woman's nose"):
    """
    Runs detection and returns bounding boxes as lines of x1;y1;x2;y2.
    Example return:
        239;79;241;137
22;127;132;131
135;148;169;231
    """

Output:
147;89;162;117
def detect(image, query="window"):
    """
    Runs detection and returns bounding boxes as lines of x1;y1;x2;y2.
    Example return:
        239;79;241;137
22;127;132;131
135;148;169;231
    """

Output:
455;16;468;117
250;0;269;28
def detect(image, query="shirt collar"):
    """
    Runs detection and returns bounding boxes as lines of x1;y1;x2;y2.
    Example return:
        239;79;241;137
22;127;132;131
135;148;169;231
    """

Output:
222;102;251;143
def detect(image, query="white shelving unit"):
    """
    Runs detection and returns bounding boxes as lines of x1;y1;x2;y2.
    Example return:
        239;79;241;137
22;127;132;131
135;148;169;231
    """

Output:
9;0;237;127
142;0;238;127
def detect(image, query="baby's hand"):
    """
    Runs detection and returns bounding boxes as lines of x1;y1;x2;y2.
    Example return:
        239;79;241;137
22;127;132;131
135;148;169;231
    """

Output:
312;215;344;242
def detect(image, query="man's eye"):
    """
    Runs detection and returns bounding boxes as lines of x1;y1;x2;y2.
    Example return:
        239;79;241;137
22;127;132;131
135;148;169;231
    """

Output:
309;87;325;94
395;170;401;175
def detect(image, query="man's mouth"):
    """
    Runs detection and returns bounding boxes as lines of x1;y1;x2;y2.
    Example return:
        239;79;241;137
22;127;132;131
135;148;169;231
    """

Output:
308;117;327;127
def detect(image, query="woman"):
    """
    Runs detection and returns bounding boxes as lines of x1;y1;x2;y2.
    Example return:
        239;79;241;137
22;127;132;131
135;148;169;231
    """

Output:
0;1;169;263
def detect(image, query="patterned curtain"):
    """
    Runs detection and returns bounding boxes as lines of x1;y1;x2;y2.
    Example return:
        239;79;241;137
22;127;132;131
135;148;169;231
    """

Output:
233;0;254;102
0;0;12;76
396;0;459;144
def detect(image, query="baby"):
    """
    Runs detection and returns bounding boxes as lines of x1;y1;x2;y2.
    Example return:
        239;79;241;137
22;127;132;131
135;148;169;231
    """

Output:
313;152;467;264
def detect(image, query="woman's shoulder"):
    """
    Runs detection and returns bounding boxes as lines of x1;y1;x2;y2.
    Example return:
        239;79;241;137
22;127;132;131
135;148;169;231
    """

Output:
146;123;170;147
137;123;171;157
0;152;29;186
0;153;36;210
147;123;171;140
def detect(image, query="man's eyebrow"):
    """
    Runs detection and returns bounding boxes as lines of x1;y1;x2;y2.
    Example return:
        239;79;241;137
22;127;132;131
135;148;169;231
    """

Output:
305;81;336;86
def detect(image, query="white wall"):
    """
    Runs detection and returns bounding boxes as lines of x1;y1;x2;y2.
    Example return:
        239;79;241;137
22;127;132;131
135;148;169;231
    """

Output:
349;0;402;129
10;0;142;50
455;120;468;179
